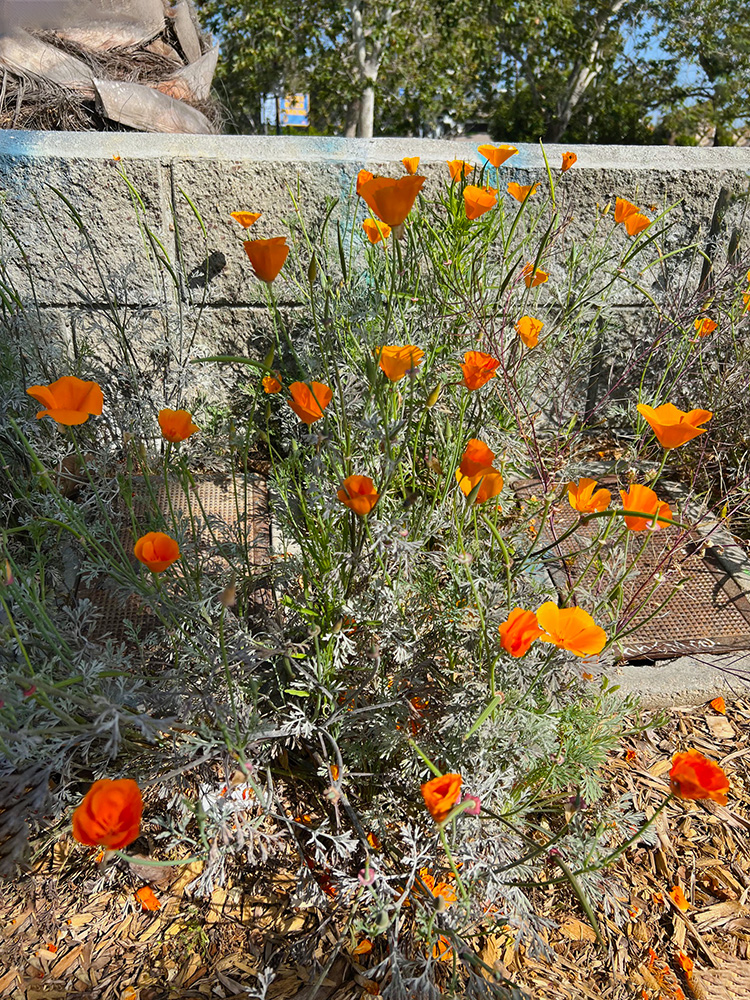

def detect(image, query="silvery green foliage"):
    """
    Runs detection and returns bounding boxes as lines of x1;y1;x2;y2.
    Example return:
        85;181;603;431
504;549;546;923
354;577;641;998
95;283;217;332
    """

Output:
2;172;727;996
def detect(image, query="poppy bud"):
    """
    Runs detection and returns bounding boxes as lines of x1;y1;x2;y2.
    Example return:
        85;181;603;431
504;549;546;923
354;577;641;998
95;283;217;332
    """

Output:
426;385;441;408
308;255;317;284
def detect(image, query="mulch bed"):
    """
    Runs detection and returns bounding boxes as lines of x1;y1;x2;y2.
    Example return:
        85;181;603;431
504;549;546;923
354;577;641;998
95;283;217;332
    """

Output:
2;697;749;1000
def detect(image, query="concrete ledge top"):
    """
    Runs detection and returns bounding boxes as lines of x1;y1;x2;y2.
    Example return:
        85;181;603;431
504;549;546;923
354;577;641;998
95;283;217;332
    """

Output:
1;131;750;170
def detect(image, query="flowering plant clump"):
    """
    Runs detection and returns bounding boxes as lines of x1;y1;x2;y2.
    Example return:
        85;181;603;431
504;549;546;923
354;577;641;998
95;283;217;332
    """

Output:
2;142;745;998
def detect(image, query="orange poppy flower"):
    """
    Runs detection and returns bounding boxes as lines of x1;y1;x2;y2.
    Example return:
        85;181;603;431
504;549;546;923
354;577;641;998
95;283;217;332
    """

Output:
669;886;689;911
433;935;453;961
337;475;379;516
353;939;373;955
262;374;283;394
362;218;391;244
356;169;374;195
447;159;474;182
72;778;143;849
243;236;289;283
694;316;717;337
561;152;577;173
521;264;548;288
460;350;499;389
455;440;503;504
158;408;199;443
567;478;612;513
402;156;420;175
457;467;504;504
421;773;462;824
536;602;607;657
230;211;261;229
288;381;333;424
457;438;495;477
669;748;729;805
619;483;672;531
710;696;726;714
614;198;639;224
624;213;650;237
676;951;694;977
507;181;538;203
463;184;498;220
744;291;750;313
135;886;161;911
637;402;712;449
377;345;425;381
358;176;425;227
26;375;103;426
134;532;181;573
477;143;517;168
515;315;543;347
418;869;457;906
498;607;543;657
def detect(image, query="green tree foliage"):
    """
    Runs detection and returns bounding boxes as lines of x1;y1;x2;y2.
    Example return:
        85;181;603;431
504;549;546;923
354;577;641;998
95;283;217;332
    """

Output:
194;0;750;144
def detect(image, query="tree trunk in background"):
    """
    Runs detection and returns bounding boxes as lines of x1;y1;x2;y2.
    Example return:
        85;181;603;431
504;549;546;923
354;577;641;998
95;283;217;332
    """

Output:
544;0;627;143
344;98;360;137
351;0;388;139
358;83;376;137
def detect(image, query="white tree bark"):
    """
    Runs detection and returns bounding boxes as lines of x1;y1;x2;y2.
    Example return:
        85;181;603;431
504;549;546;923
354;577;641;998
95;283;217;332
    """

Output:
350;0;389;138
547;0;629;142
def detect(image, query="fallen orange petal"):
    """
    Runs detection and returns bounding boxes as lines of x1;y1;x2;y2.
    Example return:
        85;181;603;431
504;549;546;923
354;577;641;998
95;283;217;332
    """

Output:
710;696;726;714
669;886;689;911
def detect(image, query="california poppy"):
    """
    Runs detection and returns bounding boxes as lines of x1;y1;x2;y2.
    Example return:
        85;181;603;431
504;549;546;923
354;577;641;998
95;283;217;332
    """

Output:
230;211;261;229
463;184;498;220
669;748;729;805
521;264;548;288
694;316;717;337
619;483;672;531
455;439;503;504
158;408;199;443
262;374;283;394
536;602;607;657
134;532;180;573
744;291;750;313
356;169;374;195
358;175;425;227
421;773;462;824
561;152;577;173
498;608;543;657
457;438;495;477
26;375;103;426
288;381;333;424
447;159;473;182
418;869;457;906
624;212;650;237
337;475;379;515
460;350;499;389
362;218;391;244
515;315;543;347
402;156;420;175
614;198;639;224
72;778;143;849
477;143;517;168
377;345;425;381
135;886;161;911
637;402;712;449
567;478;612;513
243;236;289;283
507;181;538;203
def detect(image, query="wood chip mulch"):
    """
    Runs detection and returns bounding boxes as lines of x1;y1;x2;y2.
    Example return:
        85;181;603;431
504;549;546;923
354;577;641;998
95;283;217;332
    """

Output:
2;698;750;1000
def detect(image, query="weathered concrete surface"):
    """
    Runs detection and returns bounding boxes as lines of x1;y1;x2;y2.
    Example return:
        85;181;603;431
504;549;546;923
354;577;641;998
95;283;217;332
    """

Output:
602;651;750;710
0;132;748;310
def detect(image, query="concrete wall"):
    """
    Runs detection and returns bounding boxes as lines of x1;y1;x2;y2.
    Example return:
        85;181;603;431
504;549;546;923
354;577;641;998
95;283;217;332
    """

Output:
1;132;749;417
